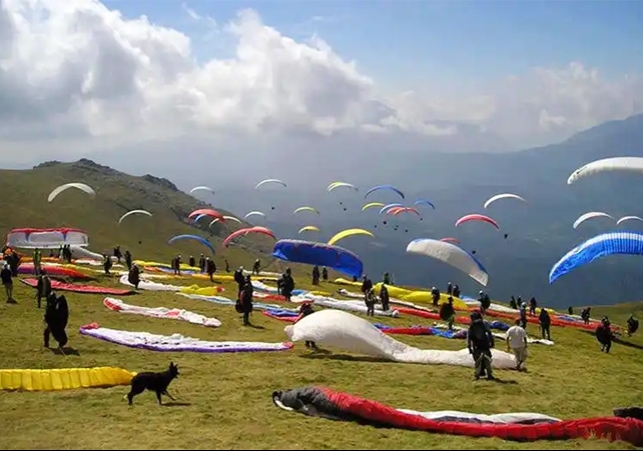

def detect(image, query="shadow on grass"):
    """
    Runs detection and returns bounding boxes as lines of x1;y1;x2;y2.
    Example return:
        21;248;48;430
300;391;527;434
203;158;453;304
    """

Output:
580;330;643;351
50;347;81;356
301;352;393;364
162;401;191;407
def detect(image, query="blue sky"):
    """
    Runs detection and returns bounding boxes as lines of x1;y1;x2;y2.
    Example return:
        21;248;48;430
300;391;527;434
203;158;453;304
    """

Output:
103;0;643;91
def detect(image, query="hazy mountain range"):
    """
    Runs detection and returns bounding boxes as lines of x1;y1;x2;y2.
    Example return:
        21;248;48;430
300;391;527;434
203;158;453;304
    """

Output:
196;113;643;309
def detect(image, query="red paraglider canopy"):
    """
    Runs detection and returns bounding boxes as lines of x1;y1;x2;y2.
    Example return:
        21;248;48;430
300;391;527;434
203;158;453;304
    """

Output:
188;209;224;222
455;214;499;230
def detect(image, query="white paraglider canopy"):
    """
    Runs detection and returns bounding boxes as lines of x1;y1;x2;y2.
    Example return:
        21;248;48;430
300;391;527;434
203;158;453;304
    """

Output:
572;211;614;229
567;157;643;185
406;238;489;286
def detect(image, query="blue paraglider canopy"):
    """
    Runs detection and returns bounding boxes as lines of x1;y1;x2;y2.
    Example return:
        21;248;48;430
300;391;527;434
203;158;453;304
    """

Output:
168;234;215;255
272;239;364;278
549;231;643;283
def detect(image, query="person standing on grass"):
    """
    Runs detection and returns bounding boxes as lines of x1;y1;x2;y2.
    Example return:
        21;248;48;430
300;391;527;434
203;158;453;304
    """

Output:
539;308;551;340
296;301;319;350
1;263;14;303
239;276;254;326
467;311;495;380
364;288;376;316
506;319;528;371
36;270;52;308
379;284;390;312
439;296;456;331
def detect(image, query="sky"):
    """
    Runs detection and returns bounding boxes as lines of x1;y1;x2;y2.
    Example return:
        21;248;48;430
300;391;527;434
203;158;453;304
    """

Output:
1;0;643;177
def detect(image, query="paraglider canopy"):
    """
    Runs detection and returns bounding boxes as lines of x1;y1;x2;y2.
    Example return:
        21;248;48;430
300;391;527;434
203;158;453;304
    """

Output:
364;185;405;200
273;239;363;278
168;235;215;255
48;183;96;203
406;238;488;286
327;228;375;246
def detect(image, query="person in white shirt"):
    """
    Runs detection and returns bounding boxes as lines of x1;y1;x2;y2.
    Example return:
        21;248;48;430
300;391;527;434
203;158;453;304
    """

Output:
506;319;528;371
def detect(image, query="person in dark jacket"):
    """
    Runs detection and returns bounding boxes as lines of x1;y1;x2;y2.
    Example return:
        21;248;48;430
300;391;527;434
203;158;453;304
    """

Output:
234;267;245;297
1;263;14;303
539;307;551;340
113;245;122;264
529;297;538;316
431;287;441;307
446;282;453;295
311;265;320;286
188;255;195;268
379;284;390;312
36;270;52;308
467;311;495;380
282;268;295;302
452;284;461;298
509;296;517;310
296;301;318;350
581;307;592;325
199;254;206;273
44;293;69;350
321;267;328;281
239;277;254;326
206;258;216;282
361;275;373;294
252;259;261;275
596;317;613;353
103;254;112;275
124;249;133;271
627;315;639;337
128;263;141;290
383;272;390;285
440;297;456;331
478;291;491;314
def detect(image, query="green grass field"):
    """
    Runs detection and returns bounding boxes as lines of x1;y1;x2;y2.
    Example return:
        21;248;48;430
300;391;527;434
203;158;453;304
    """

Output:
1;270;642;450
1;160;643;449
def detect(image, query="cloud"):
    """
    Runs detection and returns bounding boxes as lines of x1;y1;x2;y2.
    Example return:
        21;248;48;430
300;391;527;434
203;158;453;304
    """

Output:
0;0;641;163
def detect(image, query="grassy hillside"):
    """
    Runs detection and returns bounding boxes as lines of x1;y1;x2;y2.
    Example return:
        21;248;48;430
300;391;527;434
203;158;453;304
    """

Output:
0;268;642;449
0;159;305;275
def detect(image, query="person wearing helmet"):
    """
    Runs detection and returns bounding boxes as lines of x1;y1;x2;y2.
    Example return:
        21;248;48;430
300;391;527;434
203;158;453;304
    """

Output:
467;311;495;380
431;287;441;307
519;301;528;328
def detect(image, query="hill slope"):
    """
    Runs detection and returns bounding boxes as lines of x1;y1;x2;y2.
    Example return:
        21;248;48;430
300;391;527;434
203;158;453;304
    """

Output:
0;159;284;272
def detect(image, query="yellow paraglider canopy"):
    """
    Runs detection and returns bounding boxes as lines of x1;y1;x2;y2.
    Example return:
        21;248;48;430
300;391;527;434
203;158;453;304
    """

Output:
361;202;385;211
327;228;374;246
293;206;319;215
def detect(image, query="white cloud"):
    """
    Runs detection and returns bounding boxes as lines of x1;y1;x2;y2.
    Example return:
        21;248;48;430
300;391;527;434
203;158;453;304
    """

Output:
0;0;641;162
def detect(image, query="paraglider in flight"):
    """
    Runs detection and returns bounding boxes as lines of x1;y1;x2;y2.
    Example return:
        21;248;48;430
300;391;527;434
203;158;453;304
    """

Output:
440;237;460;244
567;157;643;185
245;211;266;220
294;207;319;215
549;231;643;283
48;183;96;203
188;208;224;222
168;235;215;255
209;216;241;227
572;212;614;229
298;226;320;234
118;210;152;224
364;185;405;200
327;182;358;192
406;238;488;286
273;239;363;278
389;207;421;217
362;202;385;211
455;214;500;230
413;199;435;209
483;193;527;209
617;216;643;225
192;214;208;223
504;233;509;239
255;179;287;189
223;227;276;247
379;203;404;215
327;228;375;246
190;186;214;195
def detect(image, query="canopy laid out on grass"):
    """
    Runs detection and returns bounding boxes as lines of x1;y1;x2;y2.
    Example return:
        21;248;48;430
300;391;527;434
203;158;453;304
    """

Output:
272;387;643;446
80;323;293;353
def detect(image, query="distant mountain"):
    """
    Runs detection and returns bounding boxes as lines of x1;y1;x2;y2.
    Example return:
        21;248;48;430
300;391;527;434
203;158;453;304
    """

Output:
209;113;643;308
